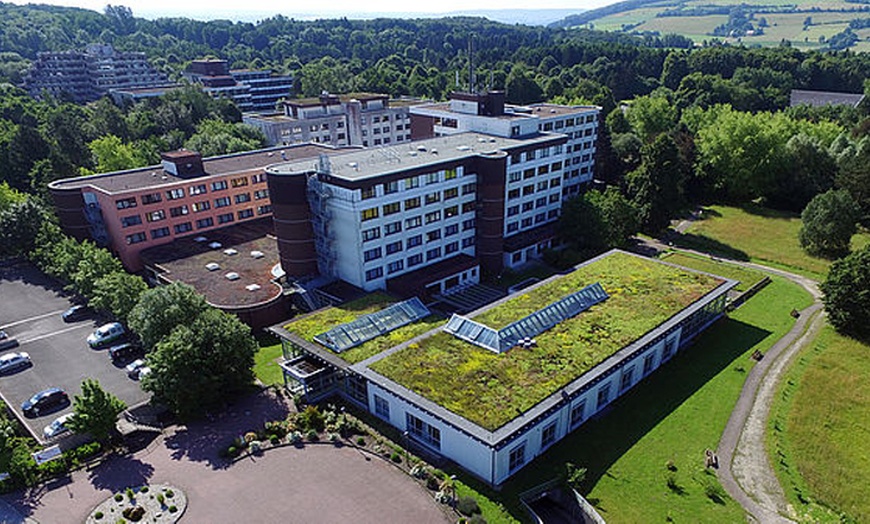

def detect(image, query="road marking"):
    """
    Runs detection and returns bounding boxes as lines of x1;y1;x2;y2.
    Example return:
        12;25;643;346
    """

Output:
1;309;68;330
17;324;93;345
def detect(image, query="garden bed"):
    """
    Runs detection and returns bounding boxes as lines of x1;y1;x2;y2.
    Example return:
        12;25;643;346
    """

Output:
87;484;186;524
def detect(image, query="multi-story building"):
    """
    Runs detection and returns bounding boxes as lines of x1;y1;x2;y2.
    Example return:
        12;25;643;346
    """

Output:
23;43;168;103
243;92;417;147
410;91;599;199
48;144;333;272
183;59;294;113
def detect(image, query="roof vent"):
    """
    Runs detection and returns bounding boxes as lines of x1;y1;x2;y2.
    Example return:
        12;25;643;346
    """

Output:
225;272;240;281
223;248;238;256
417;145;427;152
194;236;208;242
431;149;438;155
205;262;220;271
457;145;471;151
408;151;417;157
209;242;222;249
245;284;261;291
250;250;264;259
550;109;556;113
489;138;496;143
478;138;487;143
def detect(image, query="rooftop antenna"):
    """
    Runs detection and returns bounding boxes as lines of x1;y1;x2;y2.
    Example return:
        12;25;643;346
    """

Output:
468;34;475;94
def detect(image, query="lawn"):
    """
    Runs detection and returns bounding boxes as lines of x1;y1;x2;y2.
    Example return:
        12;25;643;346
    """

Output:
495;275;814;523
254;332;284;387
371;251;724;430
768;325;870;523
677;205;870;280
284;292;444;365
659;251;766;293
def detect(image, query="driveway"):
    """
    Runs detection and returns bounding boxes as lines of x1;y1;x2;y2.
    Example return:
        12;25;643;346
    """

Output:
4;390;451;524
0;262;150;442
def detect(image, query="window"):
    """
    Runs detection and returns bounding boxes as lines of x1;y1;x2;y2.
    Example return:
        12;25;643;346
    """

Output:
462;236;475;248
116;197;137;210
384;221;402;236
252;173;266;184
445;224;459;236
509;172;521;183
361;187;377;200
231;176;248;188
126;232;146;244
215;196;231;208
425;211;441;224
537;165;550;176
387;260;404;274
425;192;440;205
443;187;458;200
405;216;422;230
507;205;520;217
541;421;557;449
150;227;170;239
192;201;210;212
407;253;423;267
621;366;634;392
146;210;165;222
426;230;441;242
597;383;611;409
238;208;254;219
507;222;519;233
462;182;476;195
536;197;547;208
363;247;382;262
254;189;269;200
257;205;272;215
218;213;234;224
211;180;228;191
523;185;535;196
166;188;184;200
462;219;475;231
407;235;422;249
383;180;399;194
235;193;251;204
535;213;547;224
549;193;560;204
444;206;459;219
508;189;520;200
196;217;214;229
512;252;523;263
386;241;402;255
174;222;193;234
121;215;141;228
661;338;676;361
374;395;390;420
445;241;459;254
643;353;656;375
426;247;441;261
170;205;189;218
383;202;401;216
141;193;161;205
521;217;533;228
426;172;439;185
405;176;419;189
406;413;441;451
537;181;548;192
509;443;526;472
523;168;535;180
404;197;421;210
522;202;534;212
361;207;379;221
570;400;586;427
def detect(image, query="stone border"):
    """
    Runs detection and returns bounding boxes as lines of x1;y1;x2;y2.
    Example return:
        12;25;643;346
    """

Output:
86;484;187;524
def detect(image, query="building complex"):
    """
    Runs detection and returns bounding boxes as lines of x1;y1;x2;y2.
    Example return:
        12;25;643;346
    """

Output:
23;43;168;103
182;58;294;113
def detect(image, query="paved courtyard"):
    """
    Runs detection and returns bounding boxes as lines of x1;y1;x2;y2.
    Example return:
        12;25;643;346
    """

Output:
3;391;451;524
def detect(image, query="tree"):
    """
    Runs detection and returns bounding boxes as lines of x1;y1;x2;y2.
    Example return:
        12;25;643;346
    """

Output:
0;197;46;258
128;282;210;351
85;135;147;174
67;379;126;443
799;189;860;258
184;118;266;157
627;134;687;233
505;65;543;105
90;272;148;324
69;245;124;300
625;95;678;142
142;308;257;419
559;187;638;252
821;245;870;340
765;133;835;212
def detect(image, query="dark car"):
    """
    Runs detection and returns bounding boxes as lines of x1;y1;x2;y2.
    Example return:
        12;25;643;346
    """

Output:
21;388;69;418
109;342;143;363
61;305;89;322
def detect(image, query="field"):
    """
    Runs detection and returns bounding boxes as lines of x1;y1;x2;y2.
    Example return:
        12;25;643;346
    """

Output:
371;251;723;430
768;326;870;523
496;275;813;522
676;205;870;280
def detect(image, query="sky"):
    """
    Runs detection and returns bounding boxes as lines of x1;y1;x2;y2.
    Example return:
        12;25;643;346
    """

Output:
9;0;620;21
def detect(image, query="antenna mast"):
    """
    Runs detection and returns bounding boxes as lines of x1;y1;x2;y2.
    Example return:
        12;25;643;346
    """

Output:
468;34;476;94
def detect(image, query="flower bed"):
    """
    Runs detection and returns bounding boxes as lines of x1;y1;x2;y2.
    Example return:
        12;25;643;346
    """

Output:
87;484;186;524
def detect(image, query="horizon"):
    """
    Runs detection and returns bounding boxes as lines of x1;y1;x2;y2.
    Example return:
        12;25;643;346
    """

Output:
6;0;620;22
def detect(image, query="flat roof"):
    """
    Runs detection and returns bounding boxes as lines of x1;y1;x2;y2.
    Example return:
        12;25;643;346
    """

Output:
49;144;334;195
110;84;182;95
288;92;390;106
412;101;599;120
790;89;865;108
355;251;733;436
140;218;282;309
528;103;600;117
266;132;560;182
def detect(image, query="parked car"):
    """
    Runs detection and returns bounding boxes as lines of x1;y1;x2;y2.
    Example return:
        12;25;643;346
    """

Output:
0;352;31;374
61;305;89;322
0;331;18;351
43;412;75;439
87;322;125;348
22;388;69;417
109;342;142;363
125;358;147;379
138;366;152;380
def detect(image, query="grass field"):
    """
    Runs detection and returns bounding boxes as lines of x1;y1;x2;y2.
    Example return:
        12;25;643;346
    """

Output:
253;332;284;386
494;275;813;523
769;325;870;523
660;251;767;293
676;205;870;280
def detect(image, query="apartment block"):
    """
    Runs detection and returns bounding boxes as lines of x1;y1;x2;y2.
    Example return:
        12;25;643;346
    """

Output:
182;59;294;113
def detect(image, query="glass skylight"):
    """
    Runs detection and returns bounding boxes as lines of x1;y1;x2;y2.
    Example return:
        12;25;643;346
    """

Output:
314;297;431;353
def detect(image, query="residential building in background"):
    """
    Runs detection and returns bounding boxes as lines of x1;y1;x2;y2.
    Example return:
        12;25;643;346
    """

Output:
23;43;168;103
183;58;294;113
243;92;417;147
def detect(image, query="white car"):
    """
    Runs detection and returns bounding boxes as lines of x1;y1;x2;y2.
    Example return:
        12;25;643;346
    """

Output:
87;322;125;348
0;352;31;374
43;413;75;439
125;359;147;379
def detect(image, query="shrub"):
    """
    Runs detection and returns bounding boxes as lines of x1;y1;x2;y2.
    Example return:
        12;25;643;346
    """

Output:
390;452;402;463
225;446;238;458
165;489;174;498
356;437;366;446
139;486;148;493
94;511;104;519
296;405;325;433
289;431;303;444
269;434;280;445
457;496;481;516
121;506;145;521
306;429;319;441
264;420;287;438
168;505;178;513
157;493;165;506
426;476;441;490
244;432;258;444
469;515;487;524
114;493;124;502
126;487;135;501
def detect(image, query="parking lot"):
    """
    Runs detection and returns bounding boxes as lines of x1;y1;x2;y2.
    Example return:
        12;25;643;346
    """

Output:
0;262;150;443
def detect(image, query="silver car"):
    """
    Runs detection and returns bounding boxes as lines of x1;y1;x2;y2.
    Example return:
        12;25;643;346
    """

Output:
43;413;75;439
0;352;31;374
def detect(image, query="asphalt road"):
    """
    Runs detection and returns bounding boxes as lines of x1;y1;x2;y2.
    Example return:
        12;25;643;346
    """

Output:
0;262;150;443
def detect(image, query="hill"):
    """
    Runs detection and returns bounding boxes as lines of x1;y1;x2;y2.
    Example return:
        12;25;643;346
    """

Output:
551;0;870;52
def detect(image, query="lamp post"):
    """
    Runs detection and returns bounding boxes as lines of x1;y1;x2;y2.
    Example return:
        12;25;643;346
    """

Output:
402;431;410;468
450;474;457;509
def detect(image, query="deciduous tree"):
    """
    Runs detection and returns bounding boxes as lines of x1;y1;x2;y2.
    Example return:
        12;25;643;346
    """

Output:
128;283;210;351
67;379;126;443
799;189;860;258
821;245;870;340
